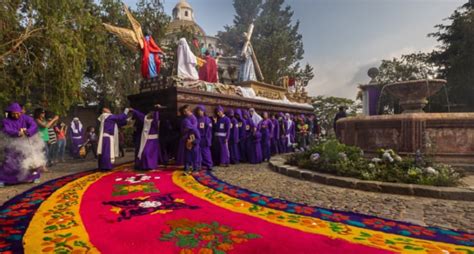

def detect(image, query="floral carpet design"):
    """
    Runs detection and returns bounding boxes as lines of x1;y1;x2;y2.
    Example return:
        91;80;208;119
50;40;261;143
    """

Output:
0;162;472;254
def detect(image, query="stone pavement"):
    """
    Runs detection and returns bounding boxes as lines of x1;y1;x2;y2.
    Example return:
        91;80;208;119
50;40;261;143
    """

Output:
0;153;134;205
213;164;474;233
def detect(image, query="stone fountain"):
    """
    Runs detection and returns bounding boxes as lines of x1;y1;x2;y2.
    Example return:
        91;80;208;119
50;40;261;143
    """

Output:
337;70;474;166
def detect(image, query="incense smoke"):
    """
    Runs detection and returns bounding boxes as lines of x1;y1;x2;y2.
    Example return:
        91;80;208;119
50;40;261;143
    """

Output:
0;133;47;181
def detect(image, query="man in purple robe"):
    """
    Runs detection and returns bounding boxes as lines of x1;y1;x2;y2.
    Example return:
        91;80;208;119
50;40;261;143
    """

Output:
278;113;288;153
177;105;197;166
183;118;201;174
97;108;129;171
69;117;84;159
247;115;262;164
286;113;296;152
213;106;230;166
226;109;240;164
1;103;43;185
259;112;272;162
131;108;161;170
271;113;280;155
195;105;213;170
235;109;247;162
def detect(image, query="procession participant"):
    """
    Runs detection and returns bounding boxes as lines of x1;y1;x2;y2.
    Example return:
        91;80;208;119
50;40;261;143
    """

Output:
226;109;240;164
177;38;199;80
242;109;253;161
334;106;347;134
198;51;218;83
177;105;197;165
131;106;162;170
259;112;272;162
249;108;262;126
213;106;230;166
248;116;262;164
195;105;213;170
184;118;201;174
286;113;296;152
278;112;288;153
271;113;280;155
69;117;84;159
235;109;247;162
97;107;129;171
0;103;43;185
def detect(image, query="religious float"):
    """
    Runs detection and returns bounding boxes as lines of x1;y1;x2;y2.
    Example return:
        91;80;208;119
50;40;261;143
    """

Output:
103;2;313;121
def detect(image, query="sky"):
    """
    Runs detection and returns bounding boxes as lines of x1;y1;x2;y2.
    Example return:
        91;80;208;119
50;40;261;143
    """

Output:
123;0;465;99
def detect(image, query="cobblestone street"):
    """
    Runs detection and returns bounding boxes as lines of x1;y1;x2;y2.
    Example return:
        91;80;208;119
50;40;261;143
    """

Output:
214;164;474;233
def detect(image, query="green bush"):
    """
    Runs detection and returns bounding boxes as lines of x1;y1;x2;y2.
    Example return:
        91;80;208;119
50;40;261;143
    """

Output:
286;139;462;187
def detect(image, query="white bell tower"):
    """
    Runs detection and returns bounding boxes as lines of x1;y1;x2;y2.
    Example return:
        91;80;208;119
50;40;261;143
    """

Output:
172;0;195;22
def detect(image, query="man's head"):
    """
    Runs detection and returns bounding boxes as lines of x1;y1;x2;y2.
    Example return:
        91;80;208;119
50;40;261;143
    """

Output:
180;105;191;117
205;50;210;56
6;103;22;120
263;112;269;119
249;108;255;116
34;108;45;120
195;105;205;117
339;106;346;112
73;117;79;122
102;107;111;114
216;106;224;117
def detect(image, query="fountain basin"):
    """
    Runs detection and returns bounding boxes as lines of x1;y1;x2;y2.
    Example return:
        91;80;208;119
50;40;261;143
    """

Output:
385;79;446;113
336;113;474;166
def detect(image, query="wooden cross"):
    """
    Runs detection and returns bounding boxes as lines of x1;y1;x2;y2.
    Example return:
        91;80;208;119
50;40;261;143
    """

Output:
240;23;264;81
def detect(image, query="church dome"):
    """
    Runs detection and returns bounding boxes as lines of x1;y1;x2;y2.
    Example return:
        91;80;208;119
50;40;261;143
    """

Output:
174;0;192;9
166;20;206;36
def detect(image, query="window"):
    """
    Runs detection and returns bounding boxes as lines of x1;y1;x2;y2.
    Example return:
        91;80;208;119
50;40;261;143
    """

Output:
185;11;189;17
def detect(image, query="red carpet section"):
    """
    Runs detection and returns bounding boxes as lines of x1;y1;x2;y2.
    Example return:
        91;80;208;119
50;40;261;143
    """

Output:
1;163;473;254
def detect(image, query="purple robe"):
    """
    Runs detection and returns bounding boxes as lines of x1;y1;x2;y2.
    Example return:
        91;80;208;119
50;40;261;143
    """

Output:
259;118;272;161
213;115;231;165
247;122;262;164
196;115;213;169
132;110;161;170
235;109;247;162
177;115;197;166
271;117;280;154
279;117;289;153
227;112;240;164
0;114;41;184
98;113;128;170
70;121;84;158
184;121;201;171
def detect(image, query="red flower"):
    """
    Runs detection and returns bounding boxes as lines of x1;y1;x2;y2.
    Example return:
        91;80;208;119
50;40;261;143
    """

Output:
294;206;315;215
363;218;396;229
399;225;435;237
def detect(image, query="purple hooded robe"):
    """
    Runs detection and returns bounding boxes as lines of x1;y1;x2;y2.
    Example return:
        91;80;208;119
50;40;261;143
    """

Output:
195;105;213;170
237;109;248;162
69;119;84;158
132;109;161;170
259;115;272;161
271;115;280;155
97;111;128;170
184;118;201;171
212;106;230;165
227;109;240;164
177;114;198;166
0;103;41;184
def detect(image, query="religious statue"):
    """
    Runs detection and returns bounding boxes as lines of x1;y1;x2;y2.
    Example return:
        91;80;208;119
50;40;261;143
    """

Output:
239;23;264;82
103;4;163;79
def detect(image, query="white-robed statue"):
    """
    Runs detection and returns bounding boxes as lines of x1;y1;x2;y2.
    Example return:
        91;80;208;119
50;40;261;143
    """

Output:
239;46;257;82
177;38;199;80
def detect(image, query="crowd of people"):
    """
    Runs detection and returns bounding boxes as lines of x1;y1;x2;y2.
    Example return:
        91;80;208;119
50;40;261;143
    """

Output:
0;101;322;186
113;104;321;174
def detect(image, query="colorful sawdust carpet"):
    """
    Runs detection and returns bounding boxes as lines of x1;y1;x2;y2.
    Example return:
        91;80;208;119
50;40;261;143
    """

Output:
1;163;473;254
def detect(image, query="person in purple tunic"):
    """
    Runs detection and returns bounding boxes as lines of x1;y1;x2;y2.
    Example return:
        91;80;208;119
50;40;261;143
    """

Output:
213;106;230;166
183;118;201;174
177;105;197;166
195;105;213;170
278;113;288;153
69;117;84;159
226;109;240;164
242;110;252;161
235;109;247;162
97;107;129;171
131;107;162;170
286;113;296;152
247;117;262;164
259;112;272;162
271;113;280;155
0;103;43;185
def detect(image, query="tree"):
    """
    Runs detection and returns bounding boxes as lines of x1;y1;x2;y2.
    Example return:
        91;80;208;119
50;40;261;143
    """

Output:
430;2;474;111
312;96;361;135
0;0;96;114
253;0;304;84
218;0;306;85
217;0;262;56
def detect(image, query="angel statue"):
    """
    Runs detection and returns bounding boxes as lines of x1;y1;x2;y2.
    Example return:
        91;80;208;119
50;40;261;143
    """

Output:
103;4;163;79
